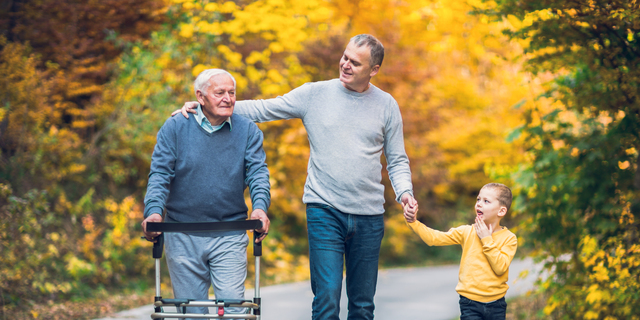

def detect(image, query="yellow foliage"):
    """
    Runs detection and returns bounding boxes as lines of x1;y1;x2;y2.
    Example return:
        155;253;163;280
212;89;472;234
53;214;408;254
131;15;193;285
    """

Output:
384;214;416;255
192;64;210;77
65;255;96;279
544;300;558;315
204;3;217;12
219;1;237;13
571;198;640;317
179;23;194;38
586;284;604;304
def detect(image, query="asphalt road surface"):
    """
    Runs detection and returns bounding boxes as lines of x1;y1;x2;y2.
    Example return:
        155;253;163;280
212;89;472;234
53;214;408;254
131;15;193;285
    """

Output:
96;258;540;320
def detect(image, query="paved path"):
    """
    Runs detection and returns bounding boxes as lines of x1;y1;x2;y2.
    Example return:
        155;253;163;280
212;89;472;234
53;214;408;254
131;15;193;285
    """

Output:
96;258;540;320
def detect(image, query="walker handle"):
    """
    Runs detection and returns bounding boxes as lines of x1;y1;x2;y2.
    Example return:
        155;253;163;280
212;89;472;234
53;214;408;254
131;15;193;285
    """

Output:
253;232;262;257
152;234;164;259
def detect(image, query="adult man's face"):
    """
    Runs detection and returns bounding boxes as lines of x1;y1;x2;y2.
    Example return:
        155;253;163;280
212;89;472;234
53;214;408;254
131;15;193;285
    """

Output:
196;74;236;126
339;41;380;93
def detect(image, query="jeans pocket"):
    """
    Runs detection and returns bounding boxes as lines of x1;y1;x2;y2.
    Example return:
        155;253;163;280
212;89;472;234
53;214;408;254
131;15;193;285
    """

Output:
459;295;472;305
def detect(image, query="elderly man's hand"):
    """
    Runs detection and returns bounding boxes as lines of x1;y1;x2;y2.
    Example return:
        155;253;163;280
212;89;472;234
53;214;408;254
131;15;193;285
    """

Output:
171;101;199;118
141;213;163;242
250;209;270;243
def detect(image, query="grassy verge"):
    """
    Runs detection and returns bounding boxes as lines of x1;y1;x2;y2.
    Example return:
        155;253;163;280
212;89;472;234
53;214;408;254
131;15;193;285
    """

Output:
505;291;548;320
2;288;153;320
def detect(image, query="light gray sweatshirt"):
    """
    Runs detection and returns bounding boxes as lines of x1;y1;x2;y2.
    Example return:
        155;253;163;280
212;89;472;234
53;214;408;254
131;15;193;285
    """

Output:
235;79;413;215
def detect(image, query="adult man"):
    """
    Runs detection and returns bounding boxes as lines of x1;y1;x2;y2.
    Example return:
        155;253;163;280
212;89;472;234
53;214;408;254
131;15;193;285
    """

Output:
176;34;418;320
142;69;270;318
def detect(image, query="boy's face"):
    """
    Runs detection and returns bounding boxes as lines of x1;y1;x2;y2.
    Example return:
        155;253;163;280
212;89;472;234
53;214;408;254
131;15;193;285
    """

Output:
475;187;507;225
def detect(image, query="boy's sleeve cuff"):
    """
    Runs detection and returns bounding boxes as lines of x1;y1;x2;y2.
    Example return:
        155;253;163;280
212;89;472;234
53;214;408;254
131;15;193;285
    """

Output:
480;236;494;246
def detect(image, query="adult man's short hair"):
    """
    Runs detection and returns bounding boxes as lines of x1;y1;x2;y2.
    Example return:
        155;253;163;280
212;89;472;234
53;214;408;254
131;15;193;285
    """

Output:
482;183;513;211
350;34;385;68
194;69;236;96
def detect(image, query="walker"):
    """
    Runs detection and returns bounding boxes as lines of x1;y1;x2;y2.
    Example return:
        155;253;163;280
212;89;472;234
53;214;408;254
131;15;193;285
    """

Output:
145;220;264;319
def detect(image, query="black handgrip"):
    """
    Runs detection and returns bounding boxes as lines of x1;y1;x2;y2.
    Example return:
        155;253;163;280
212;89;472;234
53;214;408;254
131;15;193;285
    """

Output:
147;220;262;233
253;232;262;257
153;233;164;259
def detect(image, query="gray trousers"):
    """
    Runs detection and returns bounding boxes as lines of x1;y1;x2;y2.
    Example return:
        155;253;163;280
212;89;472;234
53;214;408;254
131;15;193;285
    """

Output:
165;232;249;319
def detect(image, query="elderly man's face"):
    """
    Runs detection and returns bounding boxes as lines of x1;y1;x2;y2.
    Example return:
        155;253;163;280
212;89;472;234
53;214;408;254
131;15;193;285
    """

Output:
197;74;236;126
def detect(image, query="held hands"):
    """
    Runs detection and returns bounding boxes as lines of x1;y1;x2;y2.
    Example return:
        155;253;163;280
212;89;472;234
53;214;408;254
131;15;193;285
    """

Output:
141;213;163;242
401;193;418;223
474;215;492;239
170;101;199;118
250;209;270;243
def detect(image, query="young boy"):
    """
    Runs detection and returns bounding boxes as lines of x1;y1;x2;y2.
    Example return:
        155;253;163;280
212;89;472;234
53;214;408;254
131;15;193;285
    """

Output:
403;183;517;320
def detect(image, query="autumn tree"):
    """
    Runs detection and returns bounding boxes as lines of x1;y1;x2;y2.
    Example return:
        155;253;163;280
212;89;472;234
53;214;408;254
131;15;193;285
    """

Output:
0;0;167;312
481;0;640;318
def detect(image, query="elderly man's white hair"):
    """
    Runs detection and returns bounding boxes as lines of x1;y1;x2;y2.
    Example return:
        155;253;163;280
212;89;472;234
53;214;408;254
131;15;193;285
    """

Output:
194;69;236;96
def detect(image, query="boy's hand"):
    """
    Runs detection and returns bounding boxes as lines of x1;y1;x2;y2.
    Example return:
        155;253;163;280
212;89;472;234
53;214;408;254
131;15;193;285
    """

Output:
475;215;492;239
170;101;199;118
401;193;418;223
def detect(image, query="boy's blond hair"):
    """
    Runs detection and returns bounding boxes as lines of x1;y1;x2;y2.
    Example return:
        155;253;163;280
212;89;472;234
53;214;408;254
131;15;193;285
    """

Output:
481;183;512;212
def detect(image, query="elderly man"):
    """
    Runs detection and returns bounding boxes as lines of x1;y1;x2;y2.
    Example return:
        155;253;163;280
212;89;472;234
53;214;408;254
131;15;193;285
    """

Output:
175;34;418;320
142;69;270;318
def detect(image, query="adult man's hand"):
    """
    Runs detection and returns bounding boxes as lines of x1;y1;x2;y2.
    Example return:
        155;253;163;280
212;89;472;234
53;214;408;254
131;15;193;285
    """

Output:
250;209;270;243
141;213;163;242
170;101;199;118
401;193;418;223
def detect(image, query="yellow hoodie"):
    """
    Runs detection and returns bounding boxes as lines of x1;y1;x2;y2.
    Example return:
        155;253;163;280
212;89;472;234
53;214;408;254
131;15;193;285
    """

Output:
408;221;517;302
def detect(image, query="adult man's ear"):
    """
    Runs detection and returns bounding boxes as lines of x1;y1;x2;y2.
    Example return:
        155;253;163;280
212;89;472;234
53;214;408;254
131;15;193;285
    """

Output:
369;65;380;77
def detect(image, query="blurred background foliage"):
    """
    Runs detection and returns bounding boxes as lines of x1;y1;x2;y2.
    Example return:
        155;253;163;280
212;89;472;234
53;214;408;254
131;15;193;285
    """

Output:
0;0;638;319
479;0;640;318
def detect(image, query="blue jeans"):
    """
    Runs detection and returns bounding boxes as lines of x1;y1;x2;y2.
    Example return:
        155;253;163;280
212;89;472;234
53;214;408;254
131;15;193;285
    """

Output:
306;203;385;320
459;295;507;320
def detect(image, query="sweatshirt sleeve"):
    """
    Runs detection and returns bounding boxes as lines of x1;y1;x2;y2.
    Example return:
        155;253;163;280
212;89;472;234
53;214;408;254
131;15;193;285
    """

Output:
383;99;413;203
143;120;177;218
408;221;465;246
234;83;312;123
480;233;518;276
244;123;271;213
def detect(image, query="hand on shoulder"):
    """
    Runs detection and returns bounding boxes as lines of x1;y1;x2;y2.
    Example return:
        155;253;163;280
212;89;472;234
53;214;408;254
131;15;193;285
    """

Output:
171;101;199;118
